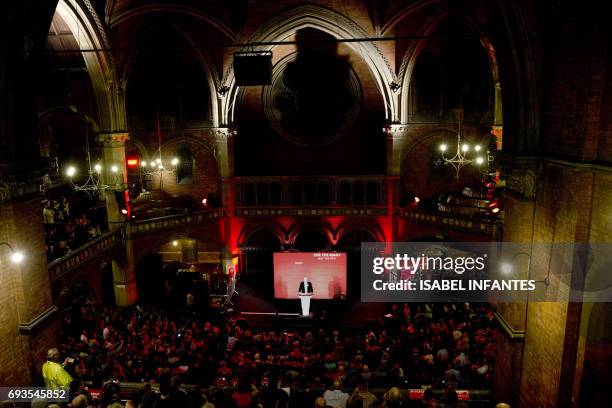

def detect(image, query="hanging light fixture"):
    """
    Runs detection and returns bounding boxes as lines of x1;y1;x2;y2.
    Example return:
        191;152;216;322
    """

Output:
139;110;179;190
64;129;115;198
438;108;490;179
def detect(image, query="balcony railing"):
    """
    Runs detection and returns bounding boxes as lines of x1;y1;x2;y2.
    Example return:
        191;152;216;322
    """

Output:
235;175;387;207
131;208;225;235
399;208;503;240
48;229;122;283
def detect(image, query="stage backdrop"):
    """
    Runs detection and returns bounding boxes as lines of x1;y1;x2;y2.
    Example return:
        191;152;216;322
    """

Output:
273;252;347;299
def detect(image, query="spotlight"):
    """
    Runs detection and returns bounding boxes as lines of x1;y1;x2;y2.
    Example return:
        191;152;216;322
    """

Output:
121;208;128;215
10;251;25;264
500;262;513;275
66;166;77;177
172;240;179;247
414;196;420;204
474;145;482;152
94;163;102;173
439;144;447;152
156;158;162;164
461;144;470;152
110;165;119;173
475;157;485;165
171;158;179;166
202;198;208;206
491;207;500;214
141;161;148;167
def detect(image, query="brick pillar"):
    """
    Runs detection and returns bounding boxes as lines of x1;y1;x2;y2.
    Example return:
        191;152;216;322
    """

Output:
212;128;238;262
384;125;410;243
0;176;58;386
97;132;137;306
97;132;129;229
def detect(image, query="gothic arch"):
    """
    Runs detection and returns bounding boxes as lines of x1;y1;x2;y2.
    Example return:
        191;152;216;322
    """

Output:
335;223;385;244
119;19;221;126
54;0;125;132
221;4;397;125
238;224;287;248
397;9;502;125
108;3;235;41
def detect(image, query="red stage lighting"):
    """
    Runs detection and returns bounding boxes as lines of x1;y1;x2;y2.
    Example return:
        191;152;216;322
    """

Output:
126;157;139;168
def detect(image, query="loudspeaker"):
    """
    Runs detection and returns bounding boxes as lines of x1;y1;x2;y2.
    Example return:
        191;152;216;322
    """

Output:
233;51;272;86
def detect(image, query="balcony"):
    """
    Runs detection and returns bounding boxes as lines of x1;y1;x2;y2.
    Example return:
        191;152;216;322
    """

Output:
235;175;388;216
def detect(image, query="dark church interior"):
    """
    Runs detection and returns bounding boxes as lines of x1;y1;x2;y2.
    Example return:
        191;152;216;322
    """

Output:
1;1;611;407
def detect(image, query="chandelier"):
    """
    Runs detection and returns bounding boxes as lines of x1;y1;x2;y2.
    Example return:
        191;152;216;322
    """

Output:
65;132;118;197
137;111;179;190
438;108;490;179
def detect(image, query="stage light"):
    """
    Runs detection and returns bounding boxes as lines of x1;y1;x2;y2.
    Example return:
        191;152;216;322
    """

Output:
439;144;447;152
202;198;208;206
474;145;482;152
120;208;128;215
475;157;485;165
156;158;162;164
500;262;513;275
66;166;76;177
414;196;420;204
461;144;470;152
10;251;24;264
172;240;179;247
141;161;148;167
171;158;179;166
94;163;102;173
110;165;119;173
491;207;500;214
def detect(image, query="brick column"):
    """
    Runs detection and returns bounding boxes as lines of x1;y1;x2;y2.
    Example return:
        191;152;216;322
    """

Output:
212;128;238;262
384;124;410;243
96;132;137;306
0;174;58;386
97;132;129;229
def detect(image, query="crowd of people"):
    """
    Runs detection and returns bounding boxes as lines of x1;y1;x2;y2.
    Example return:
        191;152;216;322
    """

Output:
43;196;105;262
49;302;496;408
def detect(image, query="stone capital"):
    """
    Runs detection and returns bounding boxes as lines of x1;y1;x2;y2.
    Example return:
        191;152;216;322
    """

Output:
498;153;539;199
97;132;130;147
211;127;237;142
383;124;410;140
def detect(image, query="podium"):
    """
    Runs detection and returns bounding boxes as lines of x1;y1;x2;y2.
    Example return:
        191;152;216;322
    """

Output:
298;293;313;316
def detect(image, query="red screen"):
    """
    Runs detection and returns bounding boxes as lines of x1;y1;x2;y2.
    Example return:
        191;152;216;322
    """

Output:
273;252;347;299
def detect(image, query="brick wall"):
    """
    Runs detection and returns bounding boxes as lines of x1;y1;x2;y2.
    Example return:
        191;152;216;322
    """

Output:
0;196;58;386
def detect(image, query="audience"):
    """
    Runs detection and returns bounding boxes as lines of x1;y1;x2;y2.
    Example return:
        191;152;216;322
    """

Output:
53;302;496;407
42;195;106;262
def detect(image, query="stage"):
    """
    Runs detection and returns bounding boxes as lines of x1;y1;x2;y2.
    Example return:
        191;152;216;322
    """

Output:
235;279;386;328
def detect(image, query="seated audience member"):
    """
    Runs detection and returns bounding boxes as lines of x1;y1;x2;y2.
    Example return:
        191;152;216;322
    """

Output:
324;380;349;408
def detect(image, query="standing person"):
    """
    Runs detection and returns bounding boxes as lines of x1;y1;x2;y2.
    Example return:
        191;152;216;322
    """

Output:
61;196;70;219
42;348;73;390
298;277;314;316
43;200;55;230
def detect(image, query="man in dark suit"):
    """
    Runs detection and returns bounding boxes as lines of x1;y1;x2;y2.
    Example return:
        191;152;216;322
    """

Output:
298;277;313;316
298;277;313;294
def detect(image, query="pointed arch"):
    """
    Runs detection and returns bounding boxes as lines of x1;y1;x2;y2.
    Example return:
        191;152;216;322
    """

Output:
109;3;235;41
397;8;503;125
220;4;397;125
54;0;125;132
119;19;221;127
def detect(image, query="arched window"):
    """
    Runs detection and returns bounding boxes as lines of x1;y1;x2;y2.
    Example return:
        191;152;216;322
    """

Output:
366;181;379;205
352;181;365;205
243;183;256;206
338;181;351;205
176;146;194;184
270;182;282;205
257;182;269;205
